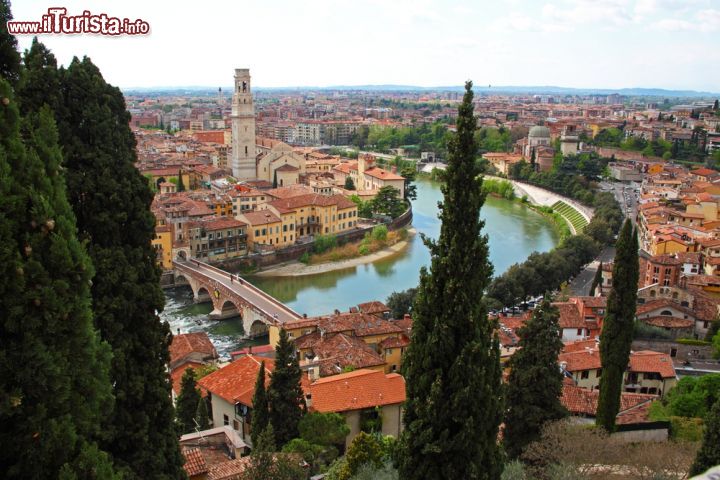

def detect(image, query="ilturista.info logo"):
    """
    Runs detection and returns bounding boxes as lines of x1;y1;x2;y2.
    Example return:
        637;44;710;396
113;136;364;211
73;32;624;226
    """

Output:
7;8;150;35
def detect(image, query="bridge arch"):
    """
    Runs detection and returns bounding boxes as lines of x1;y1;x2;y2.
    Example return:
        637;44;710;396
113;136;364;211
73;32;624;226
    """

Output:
176;250;188;261
245;318;270;338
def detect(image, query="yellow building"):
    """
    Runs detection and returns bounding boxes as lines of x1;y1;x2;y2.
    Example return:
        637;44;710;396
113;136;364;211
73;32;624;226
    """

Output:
261;193;358;239
152;224;173;270
235;210;288;251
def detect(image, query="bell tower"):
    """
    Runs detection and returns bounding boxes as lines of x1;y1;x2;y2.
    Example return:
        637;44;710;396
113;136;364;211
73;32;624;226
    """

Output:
231;68;256;180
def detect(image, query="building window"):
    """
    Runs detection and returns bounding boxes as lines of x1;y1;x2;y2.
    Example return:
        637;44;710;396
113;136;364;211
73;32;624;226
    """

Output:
223;414;229;426
576;328;583;336
580;370;589;380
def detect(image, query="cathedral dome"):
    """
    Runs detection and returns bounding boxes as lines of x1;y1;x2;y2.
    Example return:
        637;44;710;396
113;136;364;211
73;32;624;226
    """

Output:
528;126;551;138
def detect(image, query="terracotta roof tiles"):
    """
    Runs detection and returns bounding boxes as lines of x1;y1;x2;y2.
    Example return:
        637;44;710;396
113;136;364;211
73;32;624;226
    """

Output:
308;369;405;413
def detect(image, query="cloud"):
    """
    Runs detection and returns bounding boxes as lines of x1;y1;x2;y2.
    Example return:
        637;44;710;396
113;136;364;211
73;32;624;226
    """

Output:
649;8;720;31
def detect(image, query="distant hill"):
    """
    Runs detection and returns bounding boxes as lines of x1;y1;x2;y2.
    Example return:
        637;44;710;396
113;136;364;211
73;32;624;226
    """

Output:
123;85;719;98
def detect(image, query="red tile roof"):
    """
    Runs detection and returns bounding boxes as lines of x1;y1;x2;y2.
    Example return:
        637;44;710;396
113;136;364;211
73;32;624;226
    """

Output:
553;302;585;329
207;457;251;480
308;369;405;413
642;316;694;329
378;334;410;349
558;348;602;372
171;361;206;396
198;355;274;406
561;385;656;420
300;333;386;376
357;301;390;315
183;448;209;477
170;332;218;366
628;351;676;378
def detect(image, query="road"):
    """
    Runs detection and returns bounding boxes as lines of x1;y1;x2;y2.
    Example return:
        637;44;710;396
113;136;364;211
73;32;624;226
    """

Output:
569;246;616;296
599;180;639;226
175;260;302;323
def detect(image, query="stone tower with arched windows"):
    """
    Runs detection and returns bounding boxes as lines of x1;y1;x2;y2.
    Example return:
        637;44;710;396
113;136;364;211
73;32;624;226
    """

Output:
231;68;256;180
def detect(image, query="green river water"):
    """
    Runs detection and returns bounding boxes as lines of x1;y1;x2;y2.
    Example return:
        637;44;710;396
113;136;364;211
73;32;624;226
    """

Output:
162;178;559;357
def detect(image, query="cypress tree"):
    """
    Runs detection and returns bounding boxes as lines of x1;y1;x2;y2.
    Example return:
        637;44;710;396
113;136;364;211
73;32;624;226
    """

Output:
269;329;305;448
0;81;116;478
18;53;185;478
273;169;278;188
251;361;270;447
589;261;603;296
690;398;720;476
503;297;567;459
596;219;639;432
0;0;20;85
176;368;202;434
195;397;210;431
17;38;63;118
177;169;185;191
398;81;503;480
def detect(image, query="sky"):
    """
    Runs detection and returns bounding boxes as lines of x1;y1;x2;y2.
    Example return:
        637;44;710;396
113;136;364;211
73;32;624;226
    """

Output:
10;0;720;91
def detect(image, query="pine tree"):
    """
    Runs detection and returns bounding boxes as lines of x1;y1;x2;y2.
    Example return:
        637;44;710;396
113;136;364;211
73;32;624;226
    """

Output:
690;398;720;476
0;81;116;478
252;361;270;447
589;261;603;296
176;368;202;434
196;397;210;431
18;52;185;478
0;0;20;85
398;81;503;480
269;329;305;448
596;219;639;432
503;297;567;459
344;175;355;190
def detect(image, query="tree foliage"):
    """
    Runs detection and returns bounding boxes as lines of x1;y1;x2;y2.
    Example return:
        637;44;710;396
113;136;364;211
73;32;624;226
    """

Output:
386;287;418;319
0;80;117;479
503;297;567;458
596;219;639;432
398;81;502;480
18;47;185;478
251;361;270;447
690;398;720;477
371;185;406;219
176;368;201;434
0;0;20;85
269;329;305;448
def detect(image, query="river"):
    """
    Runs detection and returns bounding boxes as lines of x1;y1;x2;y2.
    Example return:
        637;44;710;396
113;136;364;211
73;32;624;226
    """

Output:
162;178;560;357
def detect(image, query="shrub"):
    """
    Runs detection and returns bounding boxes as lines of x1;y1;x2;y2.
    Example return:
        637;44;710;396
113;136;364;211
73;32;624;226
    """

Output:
314;234;337;254
299;252;310;264
371;225;388;242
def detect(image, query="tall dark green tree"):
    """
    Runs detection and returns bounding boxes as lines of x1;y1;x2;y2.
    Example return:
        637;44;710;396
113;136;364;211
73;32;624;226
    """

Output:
18;51;185;478
251;361;270;447
0;81;116;479
17;38;63;118
269;329;305;448
273;169;278;188
0;0;20;85
176;368;202;434
398;81;503;480
177;169;185;192
344;175;355;190
596;219;639;432
589;261;603;296
503;297;566;459
401;166;417;200
690;398;720;476
196;397;210;431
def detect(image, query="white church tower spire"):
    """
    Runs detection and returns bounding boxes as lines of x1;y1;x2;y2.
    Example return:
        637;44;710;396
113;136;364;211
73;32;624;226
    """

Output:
231;68;256;180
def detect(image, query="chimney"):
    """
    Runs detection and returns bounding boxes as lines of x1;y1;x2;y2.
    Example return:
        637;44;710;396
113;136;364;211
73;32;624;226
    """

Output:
248;345;252;355
403;313;411;321
391;165;397;174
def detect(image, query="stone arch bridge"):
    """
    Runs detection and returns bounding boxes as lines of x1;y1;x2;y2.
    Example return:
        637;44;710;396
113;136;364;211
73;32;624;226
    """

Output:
173;259;302;337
